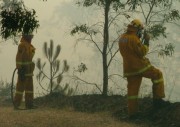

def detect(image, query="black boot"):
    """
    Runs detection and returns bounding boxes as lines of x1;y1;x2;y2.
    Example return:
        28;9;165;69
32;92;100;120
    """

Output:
13;102;20;110
25;102;38;109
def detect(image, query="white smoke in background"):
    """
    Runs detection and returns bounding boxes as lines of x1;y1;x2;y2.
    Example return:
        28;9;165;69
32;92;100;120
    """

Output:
0;0;179;101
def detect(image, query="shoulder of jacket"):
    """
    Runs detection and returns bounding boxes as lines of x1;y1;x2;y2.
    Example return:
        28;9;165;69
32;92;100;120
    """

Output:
18;43;25;48
18;42;29;50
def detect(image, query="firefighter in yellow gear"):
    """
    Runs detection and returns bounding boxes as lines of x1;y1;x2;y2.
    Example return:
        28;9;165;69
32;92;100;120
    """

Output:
14;34;35;109
119;19;165;117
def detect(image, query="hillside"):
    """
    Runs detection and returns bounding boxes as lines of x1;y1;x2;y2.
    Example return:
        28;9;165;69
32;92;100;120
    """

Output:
0;106;148;127
1;94;180;127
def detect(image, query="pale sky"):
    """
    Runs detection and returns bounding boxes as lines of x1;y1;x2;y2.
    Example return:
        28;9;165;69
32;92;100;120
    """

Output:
0;0;179;101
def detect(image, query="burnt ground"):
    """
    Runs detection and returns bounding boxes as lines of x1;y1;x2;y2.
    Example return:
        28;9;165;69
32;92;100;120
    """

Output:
1;93;180;127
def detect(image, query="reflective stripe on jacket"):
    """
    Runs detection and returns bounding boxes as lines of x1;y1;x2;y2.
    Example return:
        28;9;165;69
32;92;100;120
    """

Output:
119;25;151;77
16;40;35;76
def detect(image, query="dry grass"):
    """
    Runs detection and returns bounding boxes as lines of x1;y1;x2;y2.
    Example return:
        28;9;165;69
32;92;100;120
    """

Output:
1;94;179;127
0;107;147;127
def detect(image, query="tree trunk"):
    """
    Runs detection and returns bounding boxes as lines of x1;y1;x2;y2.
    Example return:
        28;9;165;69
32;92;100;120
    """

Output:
50;62;53;94
102;0;110;96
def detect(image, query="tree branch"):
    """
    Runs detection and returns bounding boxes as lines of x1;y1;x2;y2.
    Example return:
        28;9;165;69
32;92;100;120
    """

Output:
89;33;103;54
39;70;50;80
146;0;156;23
107;36;119;55
70;75;102;94
108;73;126;80
37;79;49;93
107;49;119;67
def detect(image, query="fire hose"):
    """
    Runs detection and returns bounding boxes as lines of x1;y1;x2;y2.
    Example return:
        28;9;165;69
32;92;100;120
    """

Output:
11;68;17;107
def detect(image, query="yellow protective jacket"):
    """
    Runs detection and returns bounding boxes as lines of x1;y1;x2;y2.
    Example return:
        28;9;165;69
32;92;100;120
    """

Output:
16;40;35;77
119;25;151;77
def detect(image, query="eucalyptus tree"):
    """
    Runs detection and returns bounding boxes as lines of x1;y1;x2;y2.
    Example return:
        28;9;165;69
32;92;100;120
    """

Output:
36;40;70;95
132;0;180;57
71;0;127;96
0;0;39;42
70;0;180;96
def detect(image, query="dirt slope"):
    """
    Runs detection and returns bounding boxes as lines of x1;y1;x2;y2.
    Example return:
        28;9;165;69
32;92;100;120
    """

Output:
1;94;179;127
34;94;180;127
0;106;147;127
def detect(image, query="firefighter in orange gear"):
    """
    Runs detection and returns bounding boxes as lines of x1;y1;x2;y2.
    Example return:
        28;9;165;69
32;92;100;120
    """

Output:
119;19;165;117
14;34;35;109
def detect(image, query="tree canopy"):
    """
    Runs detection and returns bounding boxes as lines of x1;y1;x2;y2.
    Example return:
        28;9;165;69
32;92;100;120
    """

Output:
0;0;39;40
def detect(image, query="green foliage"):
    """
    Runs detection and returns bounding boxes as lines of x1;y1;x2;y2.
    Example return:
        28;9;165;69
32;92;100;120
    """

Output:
71;24;97;36
148;24;167;39
78;63;88;72
71;24;89;35
76;0;125;10
164;9;180;22
111;1;125;11
43;40;61;62
128;0;138;10
76;0;104;7
77;63;88;73
0;1;39;39
36;40;70;95
158;43;175;57
129;0;173;9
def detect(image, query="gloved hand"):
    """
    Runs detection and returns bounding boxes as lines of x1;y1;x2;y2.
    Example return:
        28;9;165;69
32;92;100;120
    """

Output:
18;67;26;81
143;32;150;46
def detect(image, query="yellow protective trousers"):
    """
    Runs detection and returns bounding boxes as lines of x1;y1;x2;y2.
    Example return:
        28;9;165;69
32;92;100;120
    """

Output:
127;66;165;116
14;76;34;108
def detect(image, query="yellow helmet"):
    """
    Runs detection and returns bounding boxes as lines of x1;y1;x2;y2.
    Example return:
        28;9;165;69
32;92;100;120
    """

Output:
130;19;144;29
